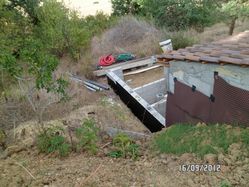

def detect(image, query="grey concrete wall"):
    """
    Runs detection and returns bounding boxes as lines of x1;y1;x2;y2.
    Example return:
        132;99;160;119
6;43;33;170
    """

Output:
164;66;170;92
169;61;249;96
134;78;167;104
151;99;166;117
107;69;165;126
111;67;124;80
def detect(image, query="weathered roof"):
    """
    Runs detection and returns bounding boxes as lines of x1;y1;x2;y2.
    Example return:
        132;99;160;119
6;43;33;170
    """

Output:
158;31;249;66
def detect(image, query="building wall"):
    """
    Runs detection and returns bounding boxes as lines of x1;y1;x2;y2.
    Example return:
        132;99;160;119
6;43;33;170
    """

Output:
169;61;249;96
134;78;166;104
166;75;249;126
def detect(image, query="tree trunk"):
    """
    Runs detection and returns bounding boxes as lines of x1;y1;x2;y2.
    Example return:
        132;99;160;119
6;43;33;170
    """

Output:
229;17;237;35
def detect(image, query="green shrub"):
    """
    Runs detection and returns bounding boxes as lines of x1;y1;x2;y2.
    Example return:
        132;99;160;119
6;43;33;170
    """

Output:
143;0;219;31
241;129;249;146
75;118;99;154
167;32;198;50
36;2;114;60
111;0;142;16
37;127;70;157
152;124;249;158
220;180;232;187
0;0;114;97
108;133;140;160
84;13;117;36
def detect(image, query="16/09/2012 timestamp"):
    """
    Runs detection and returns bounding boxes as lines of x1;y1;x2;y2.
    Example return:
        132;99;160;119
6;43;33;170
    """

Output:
180;164;221;172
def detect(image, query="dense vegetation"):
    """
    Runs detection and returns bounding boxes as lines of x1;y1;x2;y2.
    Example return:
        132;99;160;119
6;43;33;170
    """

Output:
1;0;248;98
0;0;113;96
36;118;140;159
37;118;100;157
112;0;249;33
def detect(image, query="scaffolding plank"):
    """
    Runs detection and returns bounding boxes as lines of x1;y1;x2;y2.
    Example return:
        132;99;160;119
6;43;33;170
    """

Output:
93;57;154;77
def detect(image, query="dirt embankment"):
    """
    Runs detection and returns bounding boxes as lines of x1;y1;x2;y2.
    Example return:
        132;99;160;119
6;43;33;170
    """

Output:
1;145;248;187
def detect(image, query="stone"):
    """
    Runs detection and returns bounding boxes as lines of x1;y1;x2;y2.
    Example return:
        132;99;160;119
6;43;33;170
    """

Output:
228;143;242;162
225;125;233;129
223;158;233;166
180;153;195;161
187;179;195;186
228;143;241;155
243;158;249;164
204;154;218;164
159;154;168;160
22;138;35;148
221;165;230;173
0;129;6;149
161;159;168;165
218;153;226;164
196;122;207;128
5;145;26;157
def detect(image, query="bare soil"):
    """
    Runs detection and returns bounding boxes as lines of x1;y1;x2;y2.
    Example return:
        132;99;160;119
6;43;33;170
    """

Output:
124;67;165;88
1;147;248;187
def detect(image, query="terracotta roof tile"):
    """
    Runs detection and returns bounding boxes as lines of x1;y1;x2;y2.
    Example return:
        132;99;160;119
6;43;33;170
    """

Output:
185;54;201;61
200;56;219;63
159;31;249;66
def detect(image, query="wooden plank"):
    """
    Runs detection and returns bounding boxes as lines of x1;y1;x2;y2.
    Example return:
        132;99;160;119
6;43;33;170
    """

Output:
124;65;162;76
101;56;151;70
93;57;154;77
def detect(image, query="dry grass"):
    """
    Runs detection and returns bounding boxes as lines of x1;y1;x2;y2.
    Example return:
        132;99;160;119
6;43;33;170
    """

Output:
197;20;249;43
91;16;162;59
159;19;249;50
92;17;249;58
58;53;95;79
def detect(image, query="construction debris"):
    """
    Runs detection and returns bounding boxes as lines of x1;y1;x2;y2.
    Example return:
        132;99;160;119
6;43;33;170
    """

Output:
69;73;110;92
124;64;162;76
94;56;156;77
84;79;110;90
98;53;135;67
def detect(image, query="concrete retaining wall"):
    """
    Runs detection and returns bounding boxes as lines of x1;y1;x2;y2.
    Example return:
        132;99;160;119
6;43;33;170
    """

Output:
134;78;167;104
107;69;165;132
151;98;166;116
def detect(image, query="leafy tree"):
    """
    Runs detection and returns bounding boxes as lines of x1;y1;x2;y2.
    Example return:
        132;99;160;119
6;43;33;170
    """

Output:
222;0;249;35
0;0;67;97
142;0;220;31
111;0;142;16
0;0;114;100
6;0;41;25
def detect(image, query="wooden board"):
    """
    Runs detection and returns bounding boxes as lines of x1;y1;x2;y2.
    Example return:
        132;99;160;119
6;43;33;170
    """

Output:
93;57;154;77
124;64;162;76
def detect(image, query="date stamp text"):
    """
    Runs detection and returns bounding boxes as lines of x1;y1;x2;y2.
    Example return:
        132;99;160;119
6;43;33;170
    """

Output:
180;164;221;172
